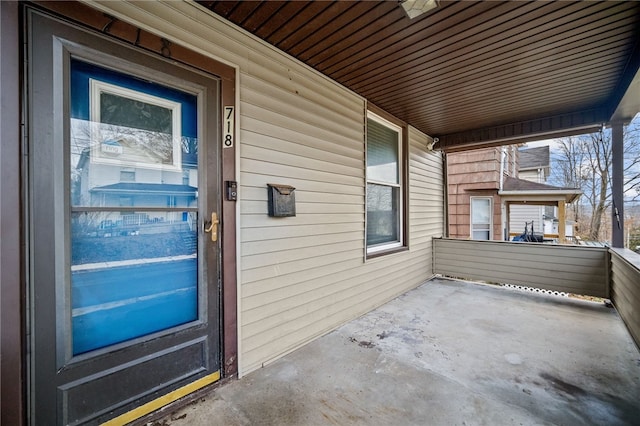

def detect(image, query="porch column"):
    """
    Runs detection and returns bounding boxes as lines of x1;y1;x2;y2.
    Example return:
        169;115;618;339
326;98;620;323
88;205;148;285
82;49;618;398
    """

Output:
557;200;566;244
611;121;624;248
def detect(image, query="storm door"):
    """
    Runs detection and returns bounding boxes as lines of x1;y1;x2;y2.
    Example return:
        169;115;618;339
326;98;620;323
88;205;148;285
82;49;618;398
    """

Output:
27;10;222;425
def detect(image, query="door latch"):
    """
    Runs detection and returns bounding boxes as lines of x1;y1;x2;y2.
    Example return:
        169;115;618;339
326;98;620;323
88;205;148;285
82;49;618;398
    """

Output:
204;212;219;242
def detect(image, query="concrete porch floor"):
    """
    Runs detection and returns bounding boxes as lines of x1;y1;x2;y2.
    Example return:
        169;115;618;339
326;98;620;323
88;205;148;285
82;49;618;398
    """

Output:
150;278;640;426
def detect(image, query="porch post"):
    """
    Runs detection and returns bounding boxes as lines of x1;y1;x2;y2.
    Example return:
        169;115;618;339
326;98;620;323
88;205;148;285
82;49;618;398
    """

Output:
1;1;25;424
611;121;624;248
557;200;566;244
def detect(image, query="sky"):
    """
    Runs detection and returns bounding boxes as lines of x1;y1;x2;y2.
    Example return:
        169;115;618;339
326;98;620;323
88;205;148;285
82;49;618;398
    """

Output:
522;114;640;152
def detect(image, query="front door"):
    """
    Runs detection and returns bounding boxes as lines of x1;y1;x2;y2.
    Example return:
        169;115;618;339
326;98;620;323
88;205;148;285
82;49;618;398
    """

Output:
27;9;224;424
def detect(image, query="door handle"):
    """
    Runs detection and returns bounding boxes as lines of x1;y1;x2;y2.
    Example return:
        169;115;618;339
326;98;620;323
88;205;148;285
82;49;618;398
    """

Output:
204;212;219;242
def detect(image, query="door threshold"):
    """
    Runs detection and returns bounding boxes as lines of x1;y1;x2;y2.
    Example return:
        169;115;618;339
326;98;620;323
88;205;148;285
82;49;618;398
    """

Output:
102;371;220;426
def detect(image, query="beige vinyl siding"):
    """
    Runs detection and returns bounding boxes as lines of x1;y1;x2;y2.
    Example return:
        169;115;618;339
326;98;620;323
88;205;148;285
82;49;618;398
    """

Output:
92;1;445;375
241;127;443;371
509;205;544;234
509;168;545;235
610;249;640;348
434;239;609;297
409;127;446;243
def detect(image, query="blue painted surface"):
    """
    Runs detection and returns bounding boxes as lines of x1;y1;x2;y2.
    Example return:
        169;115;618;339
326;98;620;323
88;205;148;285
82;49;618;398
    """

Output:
68;59;203;355
71;258;198;355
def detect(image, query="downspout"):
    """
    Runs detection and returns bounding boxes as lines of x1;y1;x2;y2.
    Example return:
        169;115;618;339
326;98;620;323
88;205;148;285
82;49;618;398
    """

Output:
499;146;506;191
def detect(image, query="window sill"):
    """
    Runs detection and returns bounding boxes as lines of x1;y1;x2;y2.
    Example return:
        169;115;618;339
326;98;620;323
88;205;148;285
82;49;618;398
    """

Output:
366;245;409;260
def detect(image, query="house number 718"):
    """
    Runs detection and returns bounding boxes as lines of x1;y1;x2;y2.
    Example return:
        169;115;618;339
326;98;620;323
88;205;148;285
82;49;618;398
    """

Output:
223;106;234;148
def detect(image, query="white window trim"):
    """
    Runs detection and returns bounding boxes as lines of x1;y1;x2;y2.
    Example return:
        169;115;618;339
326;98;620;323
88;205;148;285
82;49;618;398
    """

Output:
366;112;404;254
470;196;493;241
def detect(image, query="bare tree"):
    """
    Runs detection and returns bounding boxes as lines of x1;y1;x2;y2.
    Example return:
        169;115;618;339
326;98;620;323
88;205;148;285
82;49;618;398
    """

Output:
550;120;640;242
551;136;588;225
623;123;640;203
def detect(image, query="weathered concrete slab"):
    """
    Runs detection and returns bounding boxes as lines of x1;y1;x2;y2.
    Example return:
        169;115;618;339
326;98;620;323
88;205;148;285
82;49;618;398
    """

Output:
150;278;640;426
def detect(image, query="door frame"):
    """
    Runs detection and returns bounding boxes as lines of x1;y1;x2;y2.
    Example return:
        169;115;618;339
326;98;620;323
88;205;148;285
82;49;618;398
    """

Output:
1;2;24;425
23;1;238;422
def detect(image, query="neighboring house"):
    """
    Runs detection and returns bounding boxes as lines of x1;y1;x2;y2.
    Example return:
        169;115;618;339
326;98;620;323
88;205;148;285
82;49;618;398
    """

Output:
509;146;576;240
508;146;550;236
447;145;581;242
447;146;517;240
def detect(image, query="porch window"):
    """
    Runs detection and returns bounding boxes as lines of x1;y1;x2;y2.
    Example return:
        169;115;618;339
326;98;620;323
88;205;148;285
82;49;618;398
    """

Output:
471;197;492;240
366;112;404;254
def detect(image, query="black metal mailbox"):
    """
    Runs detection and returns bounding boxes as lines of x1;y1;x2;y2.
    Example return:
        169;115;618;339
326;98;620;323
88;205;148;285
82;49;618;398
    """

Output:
267;183;296;217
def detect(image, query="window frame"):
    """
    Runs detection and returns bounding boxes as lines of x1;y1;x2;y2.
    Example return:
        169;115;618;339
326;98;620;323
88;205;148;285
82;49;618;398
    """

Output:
470;196;493;240
365;110;408;257
120;169;136;182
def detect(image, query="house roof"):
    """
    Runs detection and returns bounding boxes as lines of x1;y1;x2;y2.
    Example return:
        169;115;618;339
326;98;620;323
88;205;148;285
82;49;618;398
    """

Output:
500;176;581;204
198;1;640;151
519;146;550;171
90;183;197;195
76;149;198;170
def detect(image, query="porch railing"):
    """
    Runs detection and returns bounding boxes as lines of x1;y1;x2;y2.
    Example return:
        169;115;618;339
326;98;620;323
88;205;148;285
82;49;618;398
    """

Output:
610;248;640;347
433;238;609;297
433;238;640;348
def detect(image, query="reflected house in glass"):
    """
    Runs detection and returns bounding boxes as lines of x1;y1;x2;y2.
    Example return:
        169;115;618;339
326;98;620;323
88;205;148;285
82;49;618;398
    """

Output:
75;144;198;232
70;59;200;235
89;79;183;172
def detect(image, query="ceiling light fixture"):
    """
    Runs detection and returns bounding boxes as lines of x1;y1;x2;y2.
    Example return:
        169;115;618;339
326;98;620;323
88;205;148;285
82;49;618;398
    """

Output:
400;0;439;19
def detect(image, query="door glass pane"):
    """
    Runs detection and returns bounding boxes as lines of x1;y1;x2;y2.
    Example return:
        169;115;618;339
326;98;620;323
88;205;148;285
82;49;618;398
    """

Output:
367;119;399;184
69;59;200;355
367;183;399;246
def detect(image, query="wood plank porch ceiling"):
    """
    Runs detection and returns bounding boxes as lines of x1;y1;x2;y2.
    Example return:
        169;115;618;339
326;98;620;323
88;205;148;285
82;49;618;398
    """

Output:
198;1;640;151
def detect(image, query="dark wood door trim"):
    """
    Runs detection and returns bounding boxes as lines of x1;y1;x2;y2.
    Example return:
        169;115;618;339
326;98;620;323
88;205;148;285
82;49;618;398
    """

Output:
1;1;25;425
30;0;239;380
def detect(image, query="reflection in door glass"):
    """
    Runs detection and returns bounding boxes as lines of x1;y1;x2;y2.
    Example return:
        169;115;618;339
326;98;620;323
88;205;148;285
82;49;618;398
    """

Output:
71;211;198;354
69;59;200;355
